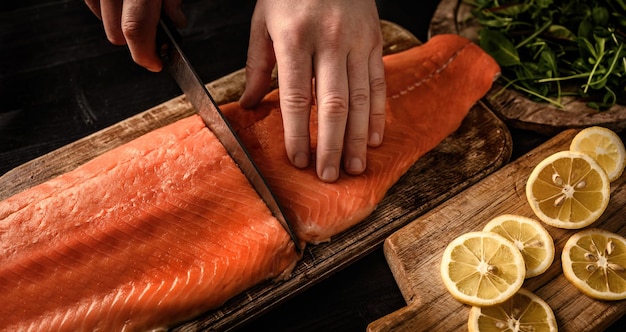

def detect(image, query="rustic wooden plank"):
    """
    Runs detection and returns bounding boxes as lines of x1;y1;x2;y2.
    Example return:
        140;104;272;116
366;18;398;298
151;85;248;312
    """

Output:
428;0;626;136
368;129;626;332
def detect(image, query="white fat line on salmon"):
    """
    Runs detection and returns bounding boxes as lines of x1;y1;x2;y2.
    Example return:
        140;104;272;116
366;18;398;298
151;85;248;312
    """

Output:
390;42;472;100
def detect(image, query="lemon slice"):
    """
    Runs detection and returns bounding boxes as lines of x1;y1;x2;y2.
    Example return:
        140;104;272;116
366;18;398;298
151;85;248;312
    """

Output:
483;214;555;278
562;228;626;300
570;126;626;182
468;288;557;332
525;150;610;229
440;231;526;306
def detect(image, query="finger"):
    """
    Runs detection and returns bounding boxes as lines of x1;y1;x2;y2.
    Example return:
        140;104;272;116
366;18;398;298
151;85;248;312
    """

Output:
121;0;163;72
239;12;277;109
342;52;371;175
84;0;102;19
368;47;387;147
275;45;314;170
314;52;349;182
100;0;125;45
162;0;187;28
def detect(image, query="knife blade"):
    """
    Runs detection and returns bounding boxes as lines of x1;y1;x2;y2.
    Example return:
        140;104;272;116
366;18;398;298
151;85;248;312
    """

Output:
157;18;301;253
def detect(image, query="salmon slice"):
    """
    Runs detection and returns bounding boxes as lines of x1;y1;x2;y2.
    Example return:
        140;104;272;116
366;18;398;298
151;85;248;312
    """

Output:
221;33;501;243
0;34;499;331
0;115;299;331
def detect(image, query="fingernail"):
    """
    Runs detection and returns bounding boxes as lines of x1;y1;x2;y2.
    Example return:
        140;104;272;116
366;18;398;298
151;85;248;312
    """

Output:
348;158;364;173
321;167;338;182
369;132;381;146
293;152;308;168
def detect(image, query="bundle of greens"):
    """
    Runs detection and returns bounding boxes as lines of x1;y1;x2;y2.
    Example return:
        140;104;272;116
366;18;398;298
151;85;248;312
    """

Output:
470;0;626;110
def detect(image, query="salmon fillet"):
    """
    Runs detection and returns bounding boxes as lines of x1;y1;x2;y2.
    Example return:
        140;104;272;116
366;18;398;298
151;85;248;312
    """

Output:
0;34;499;331
221;33;501;243
0;116;299;331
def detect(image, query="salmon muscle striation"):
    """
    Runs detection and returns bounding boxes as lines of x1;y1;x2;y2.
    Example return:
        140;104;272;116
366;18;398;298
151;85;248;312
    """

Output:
220;33;501;243
0;34;499;331
0;117;300;331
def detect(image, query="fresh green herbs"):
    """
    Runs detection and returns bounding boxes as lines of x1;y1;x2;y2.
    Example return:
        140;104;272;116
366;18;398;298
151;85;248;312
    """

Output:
469;0;626;110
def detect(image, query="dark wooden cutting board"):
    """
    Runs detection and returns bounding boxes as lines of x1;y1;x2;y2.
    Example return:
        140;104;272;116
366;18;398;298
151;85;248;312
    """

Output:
368;129;626;332
0;21;512;331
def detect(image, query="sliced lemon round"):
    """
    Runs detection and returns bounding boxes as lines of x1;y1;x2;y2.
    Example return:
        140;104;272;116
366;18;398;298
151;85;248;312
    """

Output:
440;231;526;306
468;288;557;332
570;126;626;182
483;214;555;278
562;228;626;300
525;150;610;229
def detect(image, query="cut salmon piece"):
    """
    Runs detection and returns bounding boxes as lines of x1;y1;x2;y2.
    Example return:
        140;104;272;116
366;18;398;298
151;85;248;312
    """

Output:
0;34;499;331
0;115;299;331
221;33;501;243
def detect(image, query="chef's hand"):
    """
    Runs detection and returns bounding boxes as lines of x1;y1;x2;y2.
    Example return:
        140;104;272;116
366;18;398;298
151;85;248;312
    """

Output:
84;0;187;72
239;0;387;183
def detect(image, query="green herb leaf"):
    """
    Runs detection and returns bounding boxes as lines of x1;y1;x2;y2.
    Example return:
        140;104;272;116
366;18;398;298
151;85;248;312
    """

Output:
471;0;626;110
546;25;576;41
478;29;521;67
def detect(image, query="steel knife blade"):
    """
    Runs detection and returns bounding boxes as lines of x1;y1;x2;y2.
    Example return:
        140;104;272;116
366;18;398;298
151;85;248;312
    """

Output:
157;18;301;252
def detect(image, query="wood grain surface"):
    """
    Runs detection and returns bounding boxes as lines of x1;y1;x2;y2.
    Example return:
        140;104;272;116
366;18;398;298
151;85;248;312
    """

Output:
368;129;626;332
429;0;626;136
0;21;512;331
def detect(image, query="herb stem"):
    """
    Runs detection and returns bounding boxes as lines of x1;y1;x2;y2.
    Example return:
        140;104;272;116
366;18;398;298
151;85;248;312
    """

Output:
513;83;565;108
584;51;605;93
537;73;598;83
473;0;625;110
498;76;565;108
515;19;552;49
597;43;624;83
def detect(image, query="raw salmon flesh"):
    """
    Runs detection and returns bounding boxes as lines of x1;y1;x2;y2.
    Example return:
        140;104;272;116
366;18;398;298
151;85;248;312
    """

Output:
0;34;500;331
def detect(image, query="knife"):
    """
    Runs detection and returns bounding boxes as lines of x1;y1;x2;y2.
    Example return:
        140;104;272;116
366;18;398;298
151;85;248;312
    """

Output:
157;17;302;253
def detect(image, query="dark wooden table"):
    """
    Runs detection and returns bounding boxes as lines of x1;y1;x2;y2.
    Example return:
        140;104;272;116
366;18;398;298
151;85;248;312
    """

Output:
1;1;623;331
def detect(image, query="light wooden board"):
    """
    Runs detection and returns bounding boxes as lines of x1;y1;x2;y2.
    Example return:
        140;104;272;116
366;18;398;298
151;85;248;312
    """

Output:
0;21;513;331
368;129;626;332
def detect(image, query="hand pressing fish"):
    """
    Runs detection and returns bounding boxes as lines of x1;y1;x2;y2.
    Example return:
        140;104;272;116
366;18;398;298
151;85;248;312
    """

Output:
0;34;499;331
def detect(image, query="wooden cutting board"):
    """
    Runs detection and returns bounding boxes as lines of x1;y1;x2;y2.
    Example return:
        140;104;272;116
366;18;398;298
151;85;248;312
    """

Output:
0;21;512;331
368;130;626;332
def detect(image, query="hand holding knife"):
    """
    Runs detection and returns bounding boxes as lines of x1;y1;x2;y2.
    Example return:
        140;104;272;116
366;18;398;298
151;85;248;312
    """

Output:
84;0;386;184
83;0;386;252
